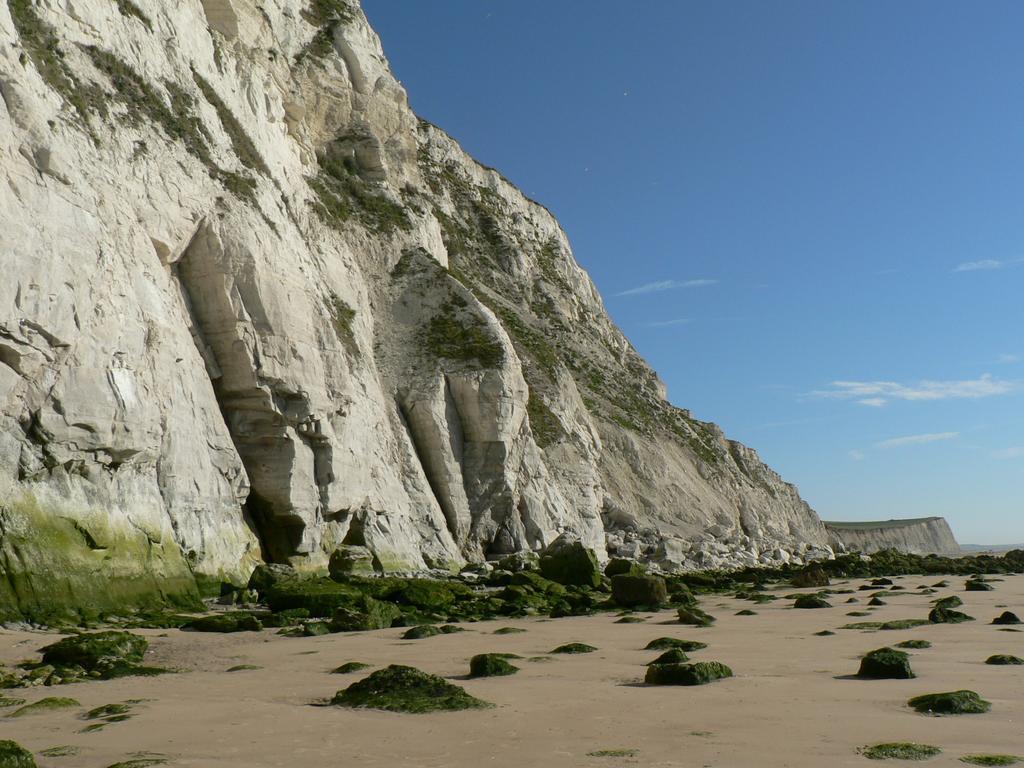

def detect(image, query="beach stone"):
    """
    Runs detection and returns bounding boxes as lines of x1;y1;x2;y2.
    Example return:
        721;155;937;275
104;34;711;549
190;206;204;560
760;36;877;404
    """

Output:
328;546;377;578
992;611;1021;625
791;565;830;588
604;559;645;578
610;574;668;608
908;690;991;715
539;537;602;588
645;661;732;686
857;647;915;679
330;597;401;632
330;665;490;713
468;654;518;678
984;654;1023;665
793;595;831;609
677;606;715;626
0;740;36;768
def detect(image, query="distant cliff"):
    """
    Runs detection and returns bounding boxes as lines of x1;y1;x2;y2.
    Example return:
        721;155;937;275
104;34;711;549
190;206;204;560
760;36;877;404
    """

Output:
825;517;960;557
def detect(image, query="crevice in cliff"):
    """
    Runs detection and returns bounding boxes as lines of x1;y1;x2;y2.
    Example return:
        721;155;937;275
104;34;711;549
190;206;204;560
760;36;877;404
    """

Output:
169;222;325;565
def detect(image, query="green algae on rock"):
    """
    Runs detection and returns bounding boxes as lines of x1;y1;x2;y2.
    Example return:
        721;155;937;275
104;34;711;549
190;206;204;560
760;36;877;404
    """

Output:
538;540;602;588
908;690;991;715
330;665;490;713
984;654;1023;665
401;625;443;640
550;643;597;654
468;654;519;678
38;745;79;758
644;637;708;652
7;697;80;718
0;740;36;768
793;594;832;609
861;743;941;760
677;606;715;626
857;647;915;679
184;613;262;633
647;649;690;665
610;574;668;608
959;755;1021;766
992;611;1021;625
644;660;733;686
493;627;527;635
331;662;372;674
896;640;932;649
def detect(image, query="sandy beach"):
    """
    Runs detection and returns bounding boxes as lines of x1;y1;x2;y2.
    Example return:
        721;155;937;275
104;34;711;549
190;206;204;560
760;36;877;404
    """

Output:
1;573;1021;767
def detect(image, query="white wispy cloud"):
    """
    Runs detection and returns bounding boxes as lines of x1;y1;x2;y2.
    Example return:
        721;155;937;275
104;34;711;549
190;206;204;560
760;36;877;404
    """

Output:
875;432;959;449
953;259;1003;272
992;447;1024;460
953;257;1024;273
997;353;1020;364
616;279;717;297
812;373;1017;407
644;318;692;328
848;449;865;461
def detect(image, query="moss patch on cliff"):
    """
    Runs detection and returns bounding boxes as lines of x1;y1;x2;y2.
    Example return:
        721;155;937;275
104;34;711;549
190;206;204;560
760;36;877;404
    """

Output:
8;0;106;132
309;157;410;236
192;72;269;177
527;391;565;449
326;292;358;355
296;0;355;63
0;494;201;625
421;296;504;369
114;0;152;30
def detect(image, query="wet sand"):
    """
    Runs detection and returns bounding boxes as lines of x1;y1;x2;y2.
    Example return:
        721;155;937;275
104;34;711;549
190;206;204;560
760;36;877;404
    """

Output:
2;573;1022;767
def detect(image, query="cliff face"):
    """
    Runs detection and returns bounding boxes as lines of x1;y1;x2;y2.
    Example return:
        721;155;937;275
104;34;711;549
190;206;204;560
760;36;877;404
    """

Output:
0;0;829;620
825;518;960;557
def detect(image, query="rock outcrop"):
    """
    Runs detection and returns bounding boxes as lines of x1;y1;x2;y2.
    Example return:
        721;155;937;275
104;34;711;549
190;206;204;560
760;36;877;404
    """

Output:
824;517;960;557
1;0;829;620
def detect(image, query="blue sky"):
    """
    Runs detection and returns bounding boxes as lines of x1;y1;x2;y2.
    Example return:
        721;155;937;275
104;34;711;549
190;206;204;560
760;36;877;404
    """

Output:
363;0;1024;544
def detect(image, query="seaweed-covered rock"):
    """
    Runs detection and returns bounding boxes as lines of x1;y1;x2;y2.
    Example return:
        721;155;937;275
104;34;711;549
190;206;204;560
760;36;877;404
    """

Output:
965;579;994;592
871;578;894;586
868;597;887;607
792;566;830;588
330;665;490;713
896;640;932;649
329;597;402;632
328;546;376;578
509;571;565;595
184;613;262;633
908;690;991;715
959;755;1021;766
857;647;915;679
493;627;527;635
677;607;715;626
984;654;1023;665
934;595;963;609
265;578;364;617
604;559;645;578
793;595;832;609
667;581;697;607
644;661;733;686
0;740;36;768
647;649;689;665
40;632;147;669
401;625;441;640
495;552;540;573
860;742;941;760
468;654;519;678
610;575;668;608
7;697;79;718
550;643;597;654
332;662;371;674
538;538;602;588
735;609;757;616
386;579;468;612
644;637;707;652
247;563;299;595
929;605;974;624
992;611;1021;625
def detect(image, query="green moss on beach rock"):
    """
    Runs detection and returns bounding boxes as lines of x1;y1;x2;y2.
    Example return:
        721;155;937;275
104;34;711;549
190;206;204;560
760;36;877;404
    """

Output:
7;697;79;718
551;643;597;654
908;690;991;715
794;594;832;609
644;637;707;652
861;743;941;760
330;665;490;713
0;740;36;768
984;654;1023;665
468;654;518;678
857;647;915;679
610;574;668;608
645;661;732;686
539;540;602;588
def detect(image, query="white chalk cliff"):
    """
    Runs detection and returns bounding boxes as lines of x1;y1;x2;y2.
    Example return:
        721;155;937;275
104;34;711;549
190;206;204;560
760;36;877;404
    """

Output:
0;0;831;617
